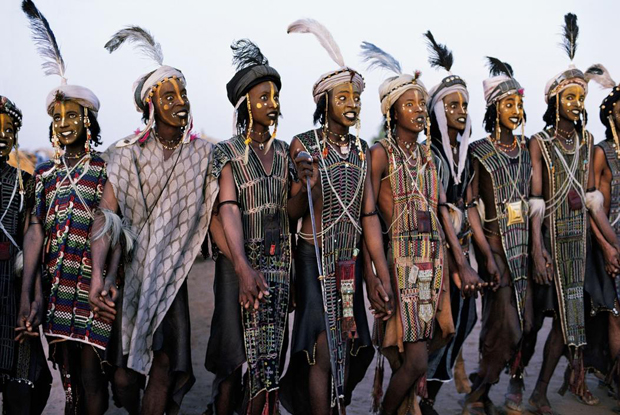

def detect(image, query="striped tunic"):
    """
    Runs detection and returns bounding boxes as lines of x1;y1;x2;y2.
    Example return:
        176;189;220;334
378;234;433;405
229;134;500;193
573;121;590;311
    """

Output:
35;155;110;349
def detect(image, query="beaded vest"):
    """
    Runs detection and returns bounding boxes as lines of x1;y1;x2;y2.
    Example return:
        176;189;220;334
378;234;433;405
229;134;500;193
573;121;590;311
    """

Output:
469;137;530;326
535;129;591;347
297;129;367;395
212;136;291;398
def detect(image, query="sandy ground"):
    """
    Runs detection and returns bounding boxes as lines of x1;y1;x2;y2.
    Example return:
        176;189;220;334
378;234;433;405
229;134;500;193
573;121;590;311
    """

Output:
5;257;618;414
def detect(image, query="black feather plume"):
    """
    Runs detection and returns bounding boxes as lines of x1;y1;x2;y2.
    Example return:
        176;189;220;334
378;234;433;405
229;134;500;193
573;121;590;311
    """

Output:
104;26;164;66
21;0;66;79
231;39;269;71
424;31;453;73
486;56;514;77
561;13;579;61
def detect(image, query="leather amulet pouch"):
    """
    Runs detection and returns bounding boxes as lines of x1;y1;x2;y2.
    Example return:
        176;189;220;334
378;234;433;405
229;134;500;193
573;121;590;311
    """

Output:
0;241;10;261
417;210;432;233
263;213;281;256
336;259;358;339
567;189;583;211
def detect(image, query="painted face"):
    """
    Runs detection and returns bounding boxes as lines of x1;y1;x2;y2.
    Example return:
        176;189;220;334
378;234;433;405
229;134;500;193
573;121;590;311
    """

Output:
0;114;16;158
393;88;427;134
327;82;361;129
558;85;586;123
52;100;86;147
154;78;190;128
443;91;468;130
497;94;524;131
248;81;280;128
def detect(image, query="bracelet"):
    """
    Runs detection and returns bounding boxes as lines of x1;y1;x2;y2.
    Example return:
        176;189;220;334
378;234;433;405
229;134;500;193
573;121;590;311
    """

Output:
586;187;596;193
361;209;378;218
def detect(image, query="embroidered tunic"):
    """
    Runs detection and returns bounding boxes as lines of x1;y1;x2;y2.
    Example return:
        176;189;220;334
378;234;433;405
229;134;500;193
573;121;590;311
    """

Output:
535;129;591;347
35;155;110;349
469;138;530;326
380;139;443;342
297;129;367;396
211;136;292;398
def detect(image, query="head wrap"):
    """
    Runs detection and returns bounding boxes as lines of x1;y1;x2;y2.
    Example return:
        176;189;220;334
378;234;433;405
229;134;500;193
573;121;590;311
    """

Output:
0;96;23;131
288;19;365;103
225;39;282;162
482;57;523;107
424;31;471;184
104;26;192;146
544;13;591;103
22;0;101;119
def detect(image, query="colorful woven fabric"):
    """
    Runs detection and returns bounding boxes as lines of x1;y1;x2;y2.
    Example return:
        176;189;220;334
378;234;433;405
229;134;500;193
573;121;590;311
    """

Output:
379;139;443;342
535;129;591;347
35;155;110;350
211;136;292;399
469;137;530;326
297;129;367;396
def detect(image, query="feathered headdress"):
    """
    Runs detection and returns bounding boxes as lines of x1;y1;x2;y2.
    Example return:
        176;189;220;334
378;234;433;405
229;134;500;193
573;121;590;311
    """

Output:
482;56;522;106
424;31;471;185
22;0;66;83
360;41;402;75
486;57;514;77
104;26;164;67
226;39;281;163
105;26;191;147
561;13;579;62
544;13;589;102
288;18;364;103
424;31;453;74
585;64;616;89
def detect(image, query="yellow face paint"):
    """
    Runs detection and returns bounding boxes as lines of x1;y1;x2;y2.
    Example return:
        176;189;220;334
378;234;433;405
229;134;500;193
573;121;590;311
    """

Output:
256;102;263;109
457;91;464;113
269;81;277;108
171;78;185;104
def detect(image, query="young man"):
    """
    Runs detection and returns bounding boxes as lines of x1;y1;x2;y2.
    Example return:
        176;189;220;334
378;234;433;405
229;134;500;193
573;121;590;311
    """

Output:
523;14;620;414
205;39;304;415
282;19;392;415
588;66;620;410
465;58;531;415
360;41;485;415
20;2;116;413
423;32;478;414
88;27;217;415
2;95;52;415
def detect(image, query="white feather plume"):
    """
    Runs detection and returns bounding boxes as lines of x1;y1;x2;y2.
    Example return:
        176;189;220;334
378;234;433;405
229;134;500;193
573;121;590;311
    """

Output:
585;64;617;89
585;189;605;213
444;203;463;233
93;208;123;245
287;19;345;67
528;198;546;218
104;26;164;66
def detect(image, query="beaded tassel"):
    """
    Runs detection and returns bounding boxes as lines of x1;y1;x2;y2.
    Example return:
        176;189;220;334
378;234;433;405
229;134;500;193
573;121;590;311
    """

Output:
84;107;91;158
244;94;253;165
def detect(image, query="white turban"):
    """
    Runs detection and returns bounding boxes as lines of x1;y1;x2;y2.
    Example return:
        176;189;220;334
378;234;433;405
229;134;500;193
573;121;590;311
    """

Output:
132;65;186;111
428;81;471;184
46;84;100;117
312;67;365;103
378;74;427;115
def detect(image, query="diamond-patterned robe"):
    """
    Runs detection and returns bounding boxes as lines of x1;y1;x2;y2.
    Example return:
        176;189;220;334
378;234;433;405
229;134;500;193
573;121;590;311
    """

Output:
106;134;217;375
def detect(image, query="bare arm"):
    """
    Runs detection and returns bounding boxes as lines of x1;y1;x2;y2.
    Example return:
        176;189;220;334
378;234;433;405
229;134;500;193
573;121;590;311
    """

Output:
287;137;320;221
361;148;394;317
209;209;232;260
442;179;491;294
529;138;554;285
218;163;269;310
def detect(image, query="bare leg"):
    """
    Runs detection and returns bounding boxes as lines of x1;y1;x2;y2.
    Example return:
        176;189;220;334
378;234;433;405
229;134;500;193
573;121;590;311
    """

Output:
382;341;428;415
141;351;173;415
609;314;620;405
80;346;109;415
215;368;242;415
309;332;332;415
247;390;268;415
529;318;565;409
113;367;141;415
